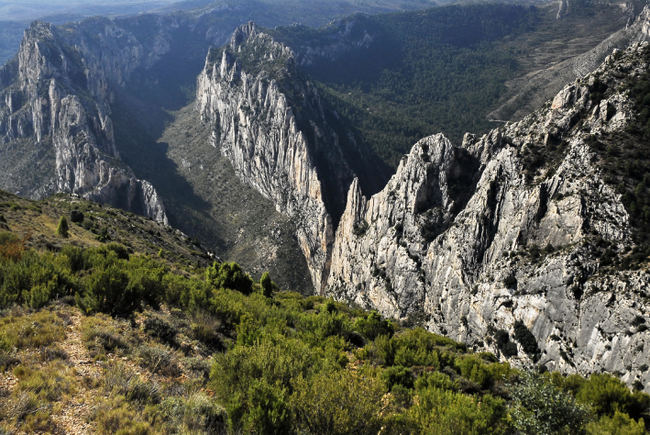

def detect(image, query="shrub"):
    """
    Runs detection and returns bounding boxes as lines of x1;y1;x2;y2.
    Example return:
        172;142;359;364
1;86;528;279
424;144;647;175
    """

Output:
76;265;131;316
94;397;152;435
291;368;385;434
585;410;646;435
105;243;130;260
190;311;224;350
56;216;69;238
354;311;394;340
2;391;41;422
236;313;262;346
509;372;589;434
138;344;181;377
352;220;369;236
454;355;513;390
239;378;291;433
70;210;84;224
210;337;318;431
81;315;130;358
382;366;415;390
13;362;74;403
155;393;227;433
408;387;508;434
385;328;463;368
415;371;457;392
143;314;177;346
0;348;20;371
103;362;161;405
260;272;274;298
205;261;253;294
0;311;66;349
0;232;25;261
503;274;517;289
576;373;650;420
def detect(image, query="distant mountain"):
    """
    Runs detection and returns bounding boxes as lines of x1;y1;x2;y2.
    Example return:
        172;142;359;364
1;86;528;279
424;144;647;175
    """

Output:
272;0;640;167
0;0;445;66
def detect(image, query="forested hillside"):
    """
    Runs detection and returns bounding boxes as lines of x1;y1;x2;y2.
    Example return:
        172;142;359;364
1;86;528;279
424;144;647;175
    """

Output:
273;2;631;166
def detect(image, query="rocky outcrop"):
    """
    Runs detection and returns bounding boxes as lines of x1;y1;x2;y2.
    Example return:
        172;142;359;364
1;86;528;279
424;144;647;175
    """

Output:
0;21;167;223
197;23;366;291
327;42;650;390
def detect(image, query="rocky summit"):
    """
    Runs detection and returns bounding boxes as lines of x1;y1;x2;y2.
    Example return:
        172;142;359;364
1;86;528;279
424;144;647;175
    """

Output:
326;41;650;389
189;19;650;390
0;22;167;223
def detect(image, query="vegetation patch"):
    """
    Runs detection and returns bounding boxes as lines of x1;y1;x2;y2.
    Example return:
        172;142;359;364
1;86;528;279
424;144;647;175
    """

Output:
0;311;66;350
0;205;647;433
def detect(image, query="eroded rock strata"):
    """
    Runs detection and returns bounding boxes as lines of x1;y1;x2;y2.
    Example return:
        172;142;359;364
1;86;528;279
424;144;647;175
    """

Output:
327;43;650;389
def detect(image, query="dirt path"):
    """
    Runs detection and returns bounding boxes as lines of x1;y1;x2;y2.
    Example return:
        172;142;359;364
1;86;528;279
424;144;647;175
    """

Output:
50;311;101;434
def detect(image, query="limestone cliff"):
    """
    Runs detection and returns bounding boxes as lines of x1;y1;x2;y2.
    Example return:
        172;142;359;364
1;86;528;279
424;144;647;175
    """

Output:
196;23;378;291
0;22;167;223
327;42;650;390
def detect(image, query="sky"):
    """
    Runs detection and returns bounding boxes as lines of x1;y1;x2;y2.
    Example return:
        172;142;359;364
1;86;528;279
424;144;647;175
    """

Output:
0;0;186;21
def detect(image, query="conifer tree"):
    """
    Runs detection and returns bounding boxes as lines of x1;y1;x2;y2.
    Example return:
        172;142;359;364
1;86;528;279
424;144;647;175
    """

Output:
56;216;69;238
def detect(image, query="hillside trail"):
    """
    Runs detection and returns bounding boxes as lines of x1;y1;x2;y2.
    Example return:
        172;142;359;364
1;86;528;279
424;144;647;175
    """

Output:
50;310;101;434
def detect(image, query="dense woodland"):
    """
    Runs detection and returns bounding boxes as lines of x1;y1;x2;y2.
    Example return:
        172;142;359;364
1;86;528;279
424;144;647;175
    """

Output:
273;4;539;166
0;200;648;433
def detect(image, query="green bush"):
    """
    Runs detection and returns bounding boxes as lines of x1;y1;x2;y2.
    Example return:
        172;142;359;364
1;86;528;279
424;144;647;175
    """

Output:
76;265;132;316
103;362;161;405
81;315;130;358
408;386;508;434
0;311;66;349
155;393;227;433
137;344;181;377
70;209;84;224
56;216;69;238
382;366;414;390
291;368;385;434
210;337;319;431
509;372;589;434
354;311;394;340
205;261;253;294
143;314;177;346
585;410;646;435
576;374;650;421
260;271;275;298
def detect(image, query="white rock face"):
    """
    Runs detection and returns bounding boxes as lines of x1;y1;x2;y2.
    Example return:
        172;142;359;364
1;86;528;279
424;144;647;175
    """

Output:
327;42;650;390
0;22;167;223
196;23;356;292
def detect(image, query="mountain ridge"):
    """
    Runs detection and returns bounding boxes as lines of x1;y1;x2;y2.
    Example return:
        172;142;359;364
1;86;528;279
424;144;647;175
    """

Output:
326;39;650;390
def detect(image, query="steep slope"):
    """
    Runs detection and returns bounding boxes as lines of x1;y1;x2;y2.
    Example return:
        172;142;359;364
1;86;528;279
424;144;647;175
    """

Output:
0;190;208;266
196;23;387;291
489;2;650;121
142;104;313;291
1;192;648;434
0;22;167;223
327;41;650;390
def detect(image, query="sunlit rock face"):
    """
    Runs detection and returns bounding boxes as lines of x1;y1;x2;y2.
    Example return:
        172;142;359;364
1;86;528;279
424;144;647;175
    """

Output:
326;41;650;391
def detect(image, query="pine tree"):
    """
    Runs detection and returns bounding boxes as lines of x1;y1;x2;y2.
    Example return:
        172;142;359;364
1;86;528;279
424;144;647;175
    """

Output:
260;272;273;298
56;216;69;238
